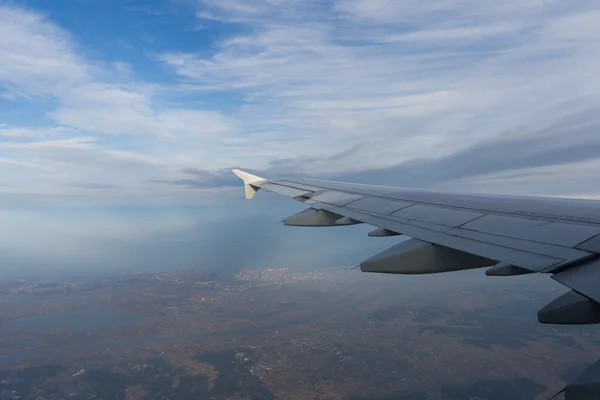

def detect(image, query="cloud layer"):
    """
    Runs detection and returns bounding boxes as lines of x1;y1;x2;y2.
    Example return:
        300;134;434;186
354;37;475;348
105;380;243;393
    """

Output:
2;1;600;205
160;0;600;195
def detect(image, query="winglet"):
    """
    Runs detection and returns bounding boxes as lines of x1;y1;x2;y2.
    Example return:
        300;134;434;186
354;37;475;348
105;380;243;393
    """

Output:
232;169;265;199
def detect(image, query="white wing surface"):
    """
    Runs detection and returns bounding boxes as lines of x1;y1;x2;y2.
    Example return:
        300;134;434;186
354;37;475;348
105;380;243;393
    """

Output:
232;169;600;326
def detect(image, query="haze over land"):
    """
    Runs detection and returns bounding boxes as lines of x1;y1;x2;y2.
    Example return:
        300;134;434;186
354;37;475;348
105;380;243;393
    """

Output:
1;0;600;273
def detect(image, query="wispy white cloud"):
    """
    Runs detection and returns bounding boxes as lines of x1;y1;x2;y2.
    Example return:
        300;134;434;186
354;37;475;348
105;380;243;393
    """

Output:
157;0;600;180
334;0;564;24
0;126;74;138
0;4;249;204
381;23;521;42
0;5;89;98
3;0;600;208
0;5;239;140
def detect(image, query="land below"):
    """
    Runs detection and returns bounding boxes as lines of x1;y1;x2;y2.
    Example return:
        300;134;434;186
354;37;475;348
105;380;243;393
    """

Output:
0;267;597;399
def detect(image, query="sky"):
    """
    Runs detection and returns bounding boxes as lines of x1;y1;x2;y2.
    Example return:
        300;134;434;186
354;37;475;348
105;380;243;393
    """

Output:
1;0;600;274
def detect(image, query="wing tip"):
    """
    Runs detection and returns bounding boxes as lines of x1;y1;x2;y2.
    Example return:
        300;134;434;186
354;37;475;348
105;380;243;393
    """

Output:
232;169;264;184
232;169;265;199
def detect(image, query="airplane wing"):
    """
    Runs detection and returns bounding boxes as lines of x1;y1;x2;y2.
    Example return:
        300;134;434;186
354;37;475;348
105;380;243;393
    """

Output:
232;169;600;326
232;168;600;398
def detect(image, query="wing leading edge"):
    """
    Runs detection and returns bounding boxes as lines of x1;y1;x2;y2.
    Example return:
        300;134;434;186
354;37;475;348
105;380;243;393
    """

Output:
232;169;600;326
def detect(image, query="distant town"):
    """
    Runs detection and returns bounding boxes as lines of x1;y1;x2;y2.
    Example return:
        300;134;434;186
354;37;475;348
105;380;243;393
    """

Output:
1;267;338;296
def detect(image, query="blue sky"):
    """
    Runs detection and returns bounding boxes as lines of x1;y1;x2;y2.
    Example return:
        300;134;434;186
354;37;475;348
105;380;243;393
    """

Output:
1;0;600;274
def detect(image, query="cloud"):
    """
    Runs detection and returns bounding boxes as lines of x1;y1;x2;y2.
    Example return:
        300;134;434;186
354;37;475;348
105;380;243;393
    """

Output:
0;4;238;137
3;0;600;206
158;0;600;182
333;0;577;27
329;106;600;194
162;102;600;200
381;23;521;42
0;5;89;98
0;5;157;135
0;4;246;204
0;126;74;138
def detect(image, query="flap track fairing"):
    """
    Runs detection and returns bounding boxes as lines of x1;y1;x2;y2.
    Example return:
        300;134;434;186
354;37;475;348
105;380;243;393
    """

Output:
368;228;401;237
360;238;495;274
283;208;345;227
485;262;534;276
538;290;600;325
